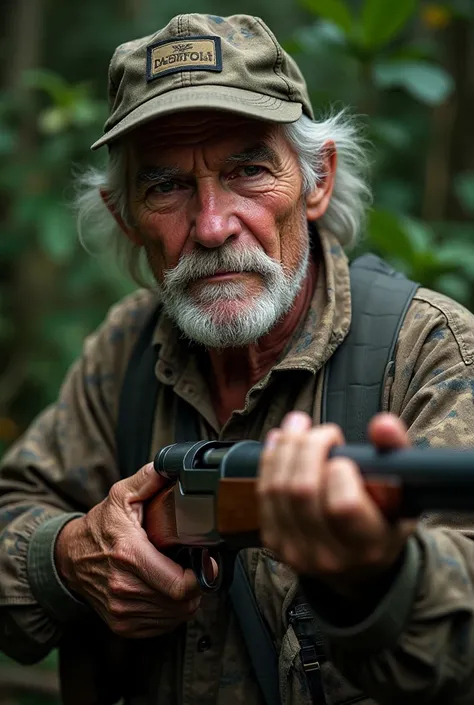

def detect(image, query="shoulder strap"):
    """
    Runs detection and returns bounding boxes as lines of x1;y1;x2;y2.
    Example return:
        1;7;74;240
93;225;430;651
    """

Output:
116;303;162;477
321;253;419;441
286;254;419;704
229;555;282;705
287;595;327;704
116;303;202;477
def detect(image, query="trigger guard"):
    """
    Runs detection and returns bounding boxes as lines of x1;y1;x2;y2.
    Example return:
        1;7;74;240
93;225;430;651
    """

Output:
190;548;223;593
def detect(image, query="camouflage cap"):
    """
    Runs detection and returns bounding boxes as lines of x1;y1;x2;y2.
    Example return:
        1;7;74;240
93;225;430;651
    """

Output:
91;13;314;150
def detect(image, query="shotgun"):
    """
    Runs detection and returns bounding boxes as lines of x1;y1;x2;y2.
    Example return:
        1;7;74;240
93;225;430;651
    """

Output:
144;440;474;591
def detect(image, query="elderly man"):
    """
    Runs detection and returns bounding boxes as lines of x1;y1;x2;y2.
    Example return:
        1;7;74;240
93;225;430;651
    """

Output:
2;12;474;705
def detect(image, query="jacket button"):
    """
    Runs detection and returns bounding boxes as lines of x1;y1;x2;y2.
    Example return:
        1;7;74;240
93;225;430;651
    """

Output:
197;635;211;652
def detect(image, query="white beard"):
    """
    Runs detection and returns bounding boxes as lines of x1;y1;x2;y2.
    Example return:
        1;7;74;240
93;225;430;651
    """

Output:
155;237;310;349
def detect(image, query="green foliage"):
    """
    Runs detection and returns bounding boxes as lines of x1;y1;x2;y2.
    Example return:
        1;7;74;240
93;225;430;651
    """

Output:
295;0;473;305
301;0;353;34
373;59;454;105
454;172;474;214
360;0;417;48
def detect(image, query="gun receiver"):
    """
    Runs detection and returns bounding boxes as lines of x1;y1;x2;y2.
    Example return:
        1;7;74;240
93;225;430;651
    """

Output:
144;440;474;591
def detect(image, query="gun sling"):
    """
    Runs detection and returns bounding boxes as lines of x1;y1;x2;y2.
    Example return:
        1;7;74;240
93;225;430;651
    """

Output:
116;254;418;704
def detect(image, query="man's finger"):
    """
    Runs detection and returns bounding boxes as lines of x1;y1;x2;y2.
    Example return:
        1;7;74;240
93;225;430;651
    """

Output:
323;457;387;546
368;413;410;450
132;537;202;600
280;411;313;432
119;462;169;502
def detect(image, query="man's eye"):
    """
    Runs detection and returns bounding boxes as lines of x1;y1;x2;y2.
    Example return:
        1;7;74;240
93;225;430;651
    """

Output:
240;165;265;177
151;181;176;193
147;181;177;196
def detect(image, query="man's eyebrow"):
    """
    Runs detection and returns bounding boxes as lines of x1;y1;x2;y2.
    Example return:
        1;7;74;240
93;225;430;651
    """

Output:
225;143;282;168
134;166;180;190
134;144;281;188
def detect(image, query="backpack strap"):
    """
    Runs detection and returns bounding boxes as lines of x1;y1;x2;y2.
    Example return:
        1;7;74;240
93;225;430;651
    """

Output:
287;253;419;703
229;555;282;705
288;595;327;704
116;303;162;477
321;253;419;441
116;302;201;477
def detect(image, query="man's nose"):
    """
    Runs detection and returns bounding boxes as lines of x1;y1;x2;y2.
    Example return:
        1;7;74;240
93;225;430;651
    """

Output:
190;179;241;248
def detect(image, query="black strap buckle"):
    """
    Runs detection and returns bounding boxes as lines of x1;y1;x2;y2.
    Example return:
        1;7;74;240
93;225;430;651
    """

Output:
300;639;321;672
288;603;328;704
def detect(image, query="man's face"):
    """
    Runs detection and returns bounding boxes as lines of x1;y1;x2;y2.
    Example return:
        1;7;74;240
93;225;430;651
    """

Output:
126;111;313;347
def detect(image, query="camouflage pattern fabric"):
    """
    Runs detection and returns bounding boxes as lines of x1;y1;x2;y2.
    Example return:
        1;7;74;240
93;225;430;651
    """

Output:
2;230;474;704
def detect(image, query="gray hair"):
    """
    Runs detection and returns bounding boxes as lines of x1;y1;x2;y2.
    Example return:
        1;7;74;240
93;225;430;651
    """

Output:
75;111;371;286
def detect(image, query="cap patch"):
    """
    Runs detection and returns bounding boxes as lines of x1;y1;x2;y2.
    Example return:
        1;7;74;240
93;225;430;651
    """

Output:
147;36;222;80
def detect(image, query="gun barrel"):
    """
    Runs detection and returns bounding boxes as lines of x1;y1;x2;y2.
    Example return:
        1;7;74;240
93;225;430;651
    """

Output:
206;443;474;480
211;443;474;518
334;445;474;482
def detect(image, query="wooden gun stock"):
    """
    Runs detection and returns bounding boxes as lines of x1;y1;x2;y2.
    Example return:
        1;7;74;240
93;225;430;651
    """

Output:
216;477;403;534
216;478;260;535
145;476;404;552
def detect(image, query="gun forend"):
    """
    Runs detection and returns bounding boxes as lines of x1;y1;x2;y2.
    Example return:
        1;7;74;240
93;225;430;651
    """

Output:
145;441;474;551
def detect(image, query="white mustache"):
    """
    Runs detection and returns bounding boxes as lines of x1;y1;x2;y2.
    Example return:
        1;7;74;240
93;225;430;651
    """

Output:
162;244;286;289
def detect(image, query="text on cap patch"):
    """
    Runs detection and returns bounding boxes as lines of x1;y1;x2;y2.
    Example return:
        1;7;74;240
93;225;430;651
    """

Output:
147;36;222;80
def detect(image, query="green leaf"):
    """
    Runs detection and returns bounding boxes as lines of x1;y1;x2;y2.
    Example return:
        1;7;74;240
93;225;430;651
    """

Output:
38;207;77;263
401;217;435;253
38;106;70;134
447;0;474;20
281;38;304;55
454;172;474;215
373;60;454;105
436;222;474;242
390;38;439;62
435;274;471;304
294;19;348;53
366;208;416;261
437;241;474;278
0;315;14;342
0;128;15;155
361;0;417;49
22;69;70;106
71;99;103;126
299;0;353;34
0;229;27;258
371;117;411;149
374;178;417;212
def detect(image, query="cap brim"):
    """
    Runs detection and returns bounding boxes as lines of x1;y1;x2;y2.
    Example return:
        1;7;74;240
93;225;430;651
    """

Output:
91;85;302;150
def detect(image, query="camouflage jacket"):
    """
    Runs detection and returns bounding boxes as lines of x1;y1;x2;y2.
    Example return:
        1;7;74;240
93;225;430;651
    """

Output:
2;230;474;705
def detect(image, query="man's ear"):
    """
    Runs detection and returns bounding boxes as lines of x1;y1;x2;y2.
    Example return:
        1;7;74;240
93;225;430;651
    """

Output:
305;142;337;222
100;188;143;246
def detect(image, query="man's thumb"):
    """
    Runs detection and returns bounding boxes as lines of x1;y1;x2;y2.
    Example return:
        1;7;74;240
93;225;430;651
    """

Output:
119;461;169;502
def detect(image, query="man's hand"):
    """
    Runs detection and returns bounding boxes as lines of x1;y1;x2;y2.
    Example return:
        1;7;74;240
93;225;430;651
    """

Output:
258;412;415;596
55;463;202;638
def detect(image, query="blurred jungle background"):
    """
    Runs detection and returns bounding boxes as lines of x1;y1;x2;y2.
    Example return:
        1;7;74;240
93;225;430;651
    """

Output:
0;0;473;701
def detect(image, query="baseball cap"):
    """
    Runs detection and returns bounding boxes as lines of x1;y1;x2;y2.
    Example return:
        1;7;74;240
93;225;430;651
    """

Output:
91;13;314;150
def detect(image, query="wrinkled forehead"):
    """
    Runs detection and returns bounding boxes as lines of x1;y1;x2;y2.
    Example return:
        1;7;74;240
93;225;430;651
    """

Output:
126;109;287;162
